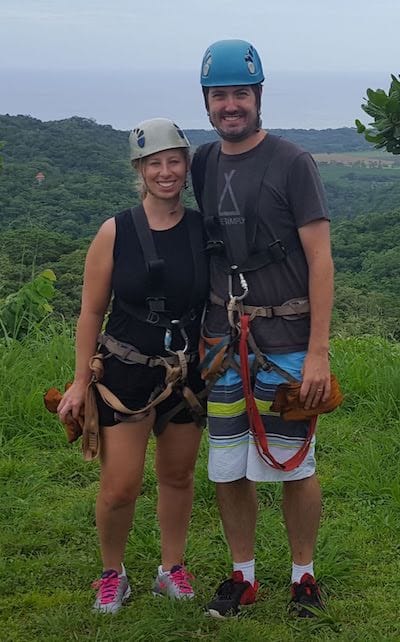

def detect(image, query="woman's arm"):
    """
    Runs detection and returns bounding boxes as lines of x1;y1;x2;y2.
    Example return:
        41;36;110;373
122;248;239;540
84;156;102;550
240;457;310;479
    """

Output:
58;217;115;421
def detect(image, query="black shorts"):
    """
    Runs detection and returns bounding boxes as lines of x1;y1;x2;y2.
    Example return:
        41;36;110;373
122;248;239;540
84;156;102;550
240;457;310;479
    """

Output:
96;350;205;435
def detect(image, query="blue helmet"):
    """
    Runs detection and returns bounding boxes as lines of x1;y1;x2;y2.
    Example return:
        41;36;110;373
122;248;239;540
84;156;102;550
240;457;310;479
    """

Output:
200;39;264;87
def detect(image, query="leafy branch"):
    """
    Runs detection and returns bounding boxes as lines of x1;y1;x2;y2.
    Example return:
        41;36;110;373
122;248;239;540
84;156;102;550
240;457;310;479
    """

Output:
0;269;56;341
355;74;400;154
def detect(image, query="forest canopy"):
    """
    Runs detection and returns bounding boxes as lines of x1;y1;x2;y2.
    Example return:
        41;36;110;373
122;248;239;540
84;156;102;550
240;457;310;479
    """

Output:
0;114;398;338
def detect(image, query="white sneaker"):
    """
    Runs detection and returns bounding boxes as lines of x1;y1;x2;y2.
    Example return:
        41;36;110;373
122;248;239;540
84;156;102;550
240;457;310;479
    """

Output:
92;563;131;614
152;564;195;599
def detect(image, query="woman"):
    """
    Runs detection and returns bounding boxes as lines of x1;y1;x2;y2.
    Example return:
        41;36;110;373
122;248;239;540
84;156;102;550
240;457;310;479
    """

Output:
57;118;208;614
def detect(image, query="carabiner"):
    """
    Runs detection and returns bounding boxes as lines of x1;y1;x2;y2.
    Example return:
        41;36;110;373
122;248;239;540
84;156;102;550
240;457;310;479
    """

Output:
228;268;249;303
179;327;189;354
164;320;189;356
164;327;173;354
237;272;249;301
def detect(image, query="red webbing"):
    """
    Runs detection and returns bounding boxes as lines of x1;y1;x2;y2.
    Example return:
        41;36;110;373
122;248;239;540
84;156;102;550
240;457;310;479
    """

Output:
239;314;317;472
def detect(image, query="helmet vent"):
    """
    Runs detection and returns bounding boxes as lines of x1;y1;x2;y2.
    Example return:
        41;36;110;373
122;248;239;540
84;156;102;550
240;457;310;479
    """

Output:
202;50;212;78
132;128;145;148
245;46;256;75
174;124;186;140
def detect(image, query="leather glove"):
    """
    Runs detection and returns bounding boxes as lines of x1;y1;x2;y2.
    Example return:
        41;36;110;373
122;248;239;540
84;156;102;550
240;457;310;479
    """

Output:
270;373;344;421
44;385;83;443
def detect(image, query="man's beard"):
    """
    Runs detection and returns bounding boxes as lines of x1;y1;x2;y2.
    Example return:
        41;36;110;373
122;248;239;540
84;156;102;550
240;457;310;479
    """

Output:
210;111;260;142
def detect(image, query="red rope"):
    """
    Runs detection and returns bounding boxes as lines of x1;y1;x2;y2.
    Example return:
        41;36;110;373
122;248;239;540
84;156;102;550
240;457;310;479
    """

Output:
239;314;317;472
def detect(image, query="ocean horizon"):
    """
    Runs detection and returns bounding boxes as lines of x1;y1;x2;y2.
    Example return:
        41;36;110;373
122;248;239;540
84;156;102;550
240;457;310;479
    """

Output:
0;68;391;132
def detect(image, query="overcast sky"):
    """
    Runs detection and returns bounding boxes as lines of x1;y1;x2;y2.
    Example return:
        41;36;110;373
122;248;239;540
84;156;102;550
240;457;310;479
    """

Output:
1;0;398;129
2;0;398;72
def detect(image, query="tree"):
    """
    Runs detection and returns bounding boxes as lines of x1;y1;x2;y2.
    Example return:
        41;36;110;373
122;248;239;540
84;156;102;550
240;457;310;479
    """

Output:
356;74;400;154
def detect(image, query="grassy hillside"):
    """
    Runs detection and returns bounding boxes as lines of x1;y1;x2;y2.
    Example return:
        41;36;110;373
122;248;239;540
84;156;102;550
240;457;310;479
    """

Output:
0;328;399;641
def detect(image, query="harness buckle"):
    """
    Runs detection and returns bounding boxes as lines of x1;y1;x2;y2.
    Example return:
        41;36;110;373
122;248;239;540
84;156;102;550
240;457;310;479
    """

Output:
146;311;160;325
205;239;225;254
260;359;273;372
146;296;166;313
118;345;135;361
269;240;286;262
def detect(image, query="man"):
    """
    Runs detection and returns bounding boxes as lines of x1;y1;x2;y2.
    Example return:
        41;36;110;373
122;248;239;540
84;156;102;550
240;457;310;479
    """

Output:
191;39;334;618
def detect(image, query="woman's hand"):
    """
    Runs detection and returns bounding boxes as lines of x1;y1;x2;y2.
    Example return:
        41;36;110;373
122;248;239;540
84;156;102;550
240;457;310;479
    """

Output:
57;380;87;423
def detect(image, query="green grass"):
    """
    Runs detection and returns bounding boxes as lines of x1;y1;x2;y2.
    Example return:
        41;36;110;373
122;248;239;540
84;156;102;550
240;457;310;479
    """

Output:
1;330;400;641
319;163;400;182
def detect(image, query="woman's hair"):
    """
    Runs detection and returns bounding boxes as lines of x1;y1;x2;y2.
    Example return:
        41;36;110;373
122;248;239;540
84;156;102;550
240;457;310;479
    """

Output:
133;148;190;200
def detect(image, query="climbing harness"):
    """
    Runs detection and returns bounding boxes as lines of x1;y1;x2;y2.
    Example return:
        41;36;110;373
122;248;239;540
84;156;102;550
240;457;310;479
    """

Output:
199;268;315;472
192;138;320;471
81;205;207;461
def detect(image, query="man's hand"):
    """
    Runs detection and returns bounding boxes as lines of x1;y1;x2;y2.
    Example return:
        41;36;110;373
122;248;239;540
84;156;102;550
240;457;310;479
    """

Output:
299;351;331;410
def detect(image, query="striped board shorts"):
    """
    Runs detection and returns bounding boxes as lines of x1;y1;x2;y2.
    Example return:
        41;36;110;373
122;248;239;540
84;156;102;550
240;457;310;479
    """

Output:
207;350;316;482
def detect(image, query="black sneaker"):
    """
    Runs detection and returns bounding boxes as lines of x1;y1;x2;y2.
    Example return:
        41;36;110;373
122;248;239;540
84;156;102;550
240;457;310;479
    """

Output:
206;571;259;619
290;572;325;618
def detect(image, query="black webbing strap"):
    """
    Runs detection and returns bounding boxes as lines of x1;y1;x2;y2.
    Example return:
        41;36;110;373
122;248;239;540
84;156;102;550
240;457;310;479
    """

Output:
198;135;288;270
191;141;218;212
120;207;204;331
232;233;302;274
131;205;166;313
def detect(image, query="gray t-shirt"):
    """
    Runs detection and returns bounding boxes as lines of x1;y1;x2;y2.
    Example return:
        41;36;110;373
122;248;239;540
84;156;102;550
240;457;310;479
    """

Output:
197;134;330;353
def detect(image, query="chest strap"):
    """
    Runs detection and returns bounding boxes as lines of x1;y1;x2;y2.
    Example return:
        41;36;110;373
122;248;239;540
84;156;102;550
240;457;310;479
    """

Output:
131;205;167;313
126;206;206;335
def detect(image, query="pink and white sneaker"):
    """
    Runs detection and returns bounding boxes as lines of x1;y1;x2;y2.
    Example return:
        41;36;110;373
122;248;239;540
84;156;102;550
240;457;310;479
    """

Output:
152;564;195;599
92;564;131;614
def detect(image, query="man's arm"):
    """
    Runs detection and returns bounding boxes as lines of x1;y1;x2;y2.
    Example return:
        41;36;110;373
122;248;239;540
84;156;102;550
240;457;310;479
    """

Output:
298;219;334;409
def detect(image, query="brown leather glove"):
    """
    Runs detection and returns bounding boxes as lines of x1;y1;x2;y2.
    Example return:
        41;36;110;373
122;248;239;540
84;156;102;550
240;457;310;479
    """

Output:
270;373;344;421
43;384;84;443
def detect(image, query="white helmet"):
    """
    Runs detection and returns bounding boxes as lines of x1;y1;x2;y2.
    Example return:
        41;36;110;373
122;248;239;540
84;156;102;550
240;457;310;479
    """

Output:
129;118;190;161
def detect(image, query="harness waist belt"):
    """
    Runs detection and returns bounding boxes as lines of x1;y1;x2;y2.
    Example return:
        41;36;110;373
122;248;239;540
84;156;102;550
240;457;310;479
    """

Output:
98;333;198;366
209;292;310;319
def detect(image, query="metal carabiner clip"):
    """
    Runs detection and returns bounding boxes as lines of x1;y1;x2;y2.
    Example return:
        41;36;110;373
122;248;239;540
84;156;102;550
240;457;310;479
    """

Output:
179;327;189;354
164;320;189;356
229;267;249;303
237;272;249;301
164;327;173;354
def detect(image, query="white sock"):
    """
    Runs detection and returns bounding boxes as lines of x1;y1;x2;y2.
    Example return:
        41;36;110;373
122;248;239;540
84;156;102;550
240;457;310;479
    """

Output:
233;559;255;585
158;564;170;576
119;563;126;577
291;561;314;584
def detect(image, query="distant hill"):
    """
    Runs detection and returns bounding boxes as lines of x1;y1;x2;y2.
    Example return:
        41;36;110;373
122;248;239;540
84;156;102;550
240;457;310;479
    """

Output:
0;115;128;172
0;115;372;172
0;114;398;335
185;127;372;152
0;114;398;236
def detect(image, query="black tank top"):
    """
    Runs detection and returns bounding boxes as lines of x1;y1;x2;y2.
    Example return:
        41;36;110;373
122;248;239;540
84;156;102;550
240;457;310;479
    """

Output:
105;208;208;355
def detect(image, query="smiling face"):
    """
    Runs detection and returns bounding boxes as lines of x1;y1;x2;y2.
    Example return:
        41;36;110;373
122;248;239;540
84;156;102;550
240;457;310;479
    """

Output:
139;148;188;200
207;85;259;142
